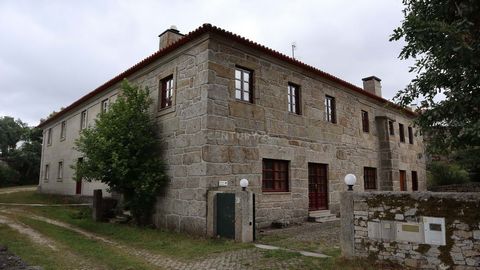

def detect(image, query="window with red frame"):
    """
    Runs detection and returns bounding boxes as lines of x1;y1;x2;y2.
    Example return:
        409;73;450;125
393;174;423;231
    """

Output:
288;83;301;114
364;167;377;190
361;110;369;133
412;171;418;191
160;76;173;109
262;159;289;192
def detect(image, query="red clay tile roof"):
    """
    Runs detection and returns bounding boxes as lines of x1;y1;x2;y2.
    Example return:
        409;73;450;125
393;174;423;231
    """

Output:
38;23;415;128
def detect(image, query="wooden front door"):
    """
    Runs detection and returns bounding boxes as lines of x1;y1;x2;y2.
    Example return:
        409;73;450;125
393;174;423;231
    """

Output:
400;170;407;191
75;180;82;195
308;163;328;211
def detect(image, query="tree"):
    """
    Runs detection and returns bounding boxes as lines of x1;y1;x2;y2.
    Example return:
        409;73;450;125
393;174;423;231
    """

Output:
8;127;42;185
0;116;27;157
390;0;480;154
74;80;167;225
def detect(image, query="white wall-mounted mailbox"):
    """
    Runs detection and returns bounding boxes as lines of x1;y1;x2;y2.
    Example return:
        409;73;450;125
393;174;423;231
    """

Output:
396;222;424;243
423;216;446;246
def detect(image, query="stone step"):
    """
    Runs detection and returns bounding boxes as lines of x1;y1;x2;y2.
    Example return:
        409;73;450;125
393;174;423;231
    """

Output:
309;210;333;218
308;210;339;223
314;216;339;223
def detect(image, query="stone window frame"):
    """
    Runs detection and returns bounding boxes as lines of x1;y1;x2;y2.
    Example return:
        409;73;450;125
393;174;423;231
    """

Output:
101;98;109;114
44;163;50;182
159;75;174;110
399;123;405;143
46;128;52;146
287;82;301;115
408;126;414;144
411;171;418;191
156;68;177;117
262;159;289;193
60;120;67;141
399;170;407;191
363;167;377;190
325;95;336;124
361;110;369;133
57;160;64;182
80;110;88;131
388;120;395;136
234;66;254;103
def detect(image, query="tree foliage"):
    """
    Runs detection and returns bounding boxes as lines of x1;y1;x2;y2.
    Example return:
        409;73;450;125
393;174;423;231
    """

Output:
74;80;167;225
0;117;41;187
0;116;27;157
391;0;480;154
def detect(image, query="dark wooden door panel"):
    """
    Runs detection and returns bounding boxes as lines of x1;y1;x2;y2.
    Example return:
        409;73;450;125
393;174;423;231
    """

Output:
216;193;235;239
308;163;328;210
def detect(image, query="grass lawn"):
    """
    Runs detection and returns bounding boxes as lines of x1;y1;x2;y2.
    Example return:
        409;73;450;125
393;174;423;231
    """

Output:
0;190;81;204
0;189;402;269
19;217;157;270
0;224;92;270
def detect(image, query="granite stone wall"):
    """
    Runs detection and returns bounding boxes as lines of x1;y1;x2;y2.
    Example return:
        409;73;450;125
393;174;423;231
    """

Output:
342;192;480;269
205;37;426;228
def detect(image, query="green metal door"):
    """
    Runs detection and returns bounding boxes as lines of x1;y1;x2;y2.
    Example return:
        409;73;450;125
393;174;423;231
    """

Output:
216;193;235;239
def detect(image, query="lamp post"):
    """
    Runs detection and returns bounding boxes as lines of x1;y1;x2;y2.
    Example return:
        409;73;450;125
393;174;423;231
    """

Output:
240;178;249;191
344;174;357;191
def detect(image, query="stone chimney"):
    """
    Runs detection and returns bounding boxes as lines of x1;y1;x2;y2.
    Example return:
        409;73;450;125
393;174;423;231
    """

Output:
158;25;183;50
362;76;382;97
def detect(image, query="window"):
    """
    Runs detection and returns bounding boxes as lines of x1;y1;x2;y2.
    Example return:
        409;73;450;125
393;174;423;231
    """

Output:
57;161;63;180
364;167;377;190
408;126;414;144
400;170;407;191
101;99;109;113
44;164;50;181
412;171;418;191
325;95;336;123
388;120;395;136
287;83;301;114
60;121;66;140
160;76;173;109
80;110;87;130
235;67;253;103
399;123;405;142
47;128;52;145
361;110;369;133
262;159;289;192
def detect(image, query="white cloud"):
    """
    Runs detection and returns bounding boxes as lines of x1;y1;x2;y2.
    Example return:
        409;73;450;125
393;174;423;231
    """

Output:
0;0;415;126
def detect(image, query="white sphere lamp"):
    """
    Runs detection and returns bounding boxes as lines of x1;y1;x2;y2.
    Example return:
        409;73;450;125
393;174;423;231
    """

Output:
240;178;249;191
344;174;357;191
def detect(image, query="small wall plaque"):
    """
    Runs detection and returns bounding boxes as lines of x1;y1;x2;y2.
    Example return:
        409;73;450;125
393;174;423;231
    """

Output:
219;181;228;187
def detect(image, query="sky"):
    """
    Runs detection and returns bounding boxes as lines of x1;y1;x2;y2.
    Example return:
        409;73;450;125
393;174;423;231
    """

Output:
0;0;416;126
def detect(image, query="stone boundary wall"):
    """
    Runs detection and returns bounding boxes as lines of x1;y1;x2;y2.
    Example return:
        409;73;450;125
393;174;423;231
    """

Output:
429;183;480;193
340;192;480;269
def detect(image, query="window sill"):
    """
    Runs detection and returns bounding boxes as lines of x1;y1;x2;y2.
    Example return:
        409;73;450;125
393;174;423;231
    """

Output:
157;105;175;117
56;179;63;182
262;191;291;195
234;99;254;105
60;137;66;142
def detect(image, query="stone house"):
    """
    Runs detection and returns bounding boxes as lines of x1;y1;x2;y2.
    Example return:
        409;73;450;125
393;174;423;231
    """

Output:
37;24;426;234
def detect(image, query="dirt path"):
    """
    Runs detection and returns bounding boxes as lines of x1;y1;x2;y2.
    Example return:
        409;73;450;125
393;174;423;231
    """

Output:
0;186;37;194
0;211;103;270
8;210;307;270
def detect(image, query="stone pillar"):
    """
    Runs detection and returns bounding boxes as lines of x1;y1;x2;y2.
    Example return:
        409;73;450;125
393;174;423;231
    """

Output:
235;190;254;243
206;190;222;238
340;191;355;257
375;116;398;191
92;189;103;222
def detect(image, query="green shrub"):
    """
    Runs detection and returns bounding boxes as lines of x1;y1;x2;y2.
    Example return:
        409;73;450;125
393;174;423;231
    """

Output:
0;162;20;187
427;162;470;187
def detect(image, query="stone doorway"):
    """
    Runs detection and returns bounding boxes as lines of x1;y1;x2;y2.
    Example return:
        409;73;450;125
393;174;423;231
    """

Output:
308;163;328;211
